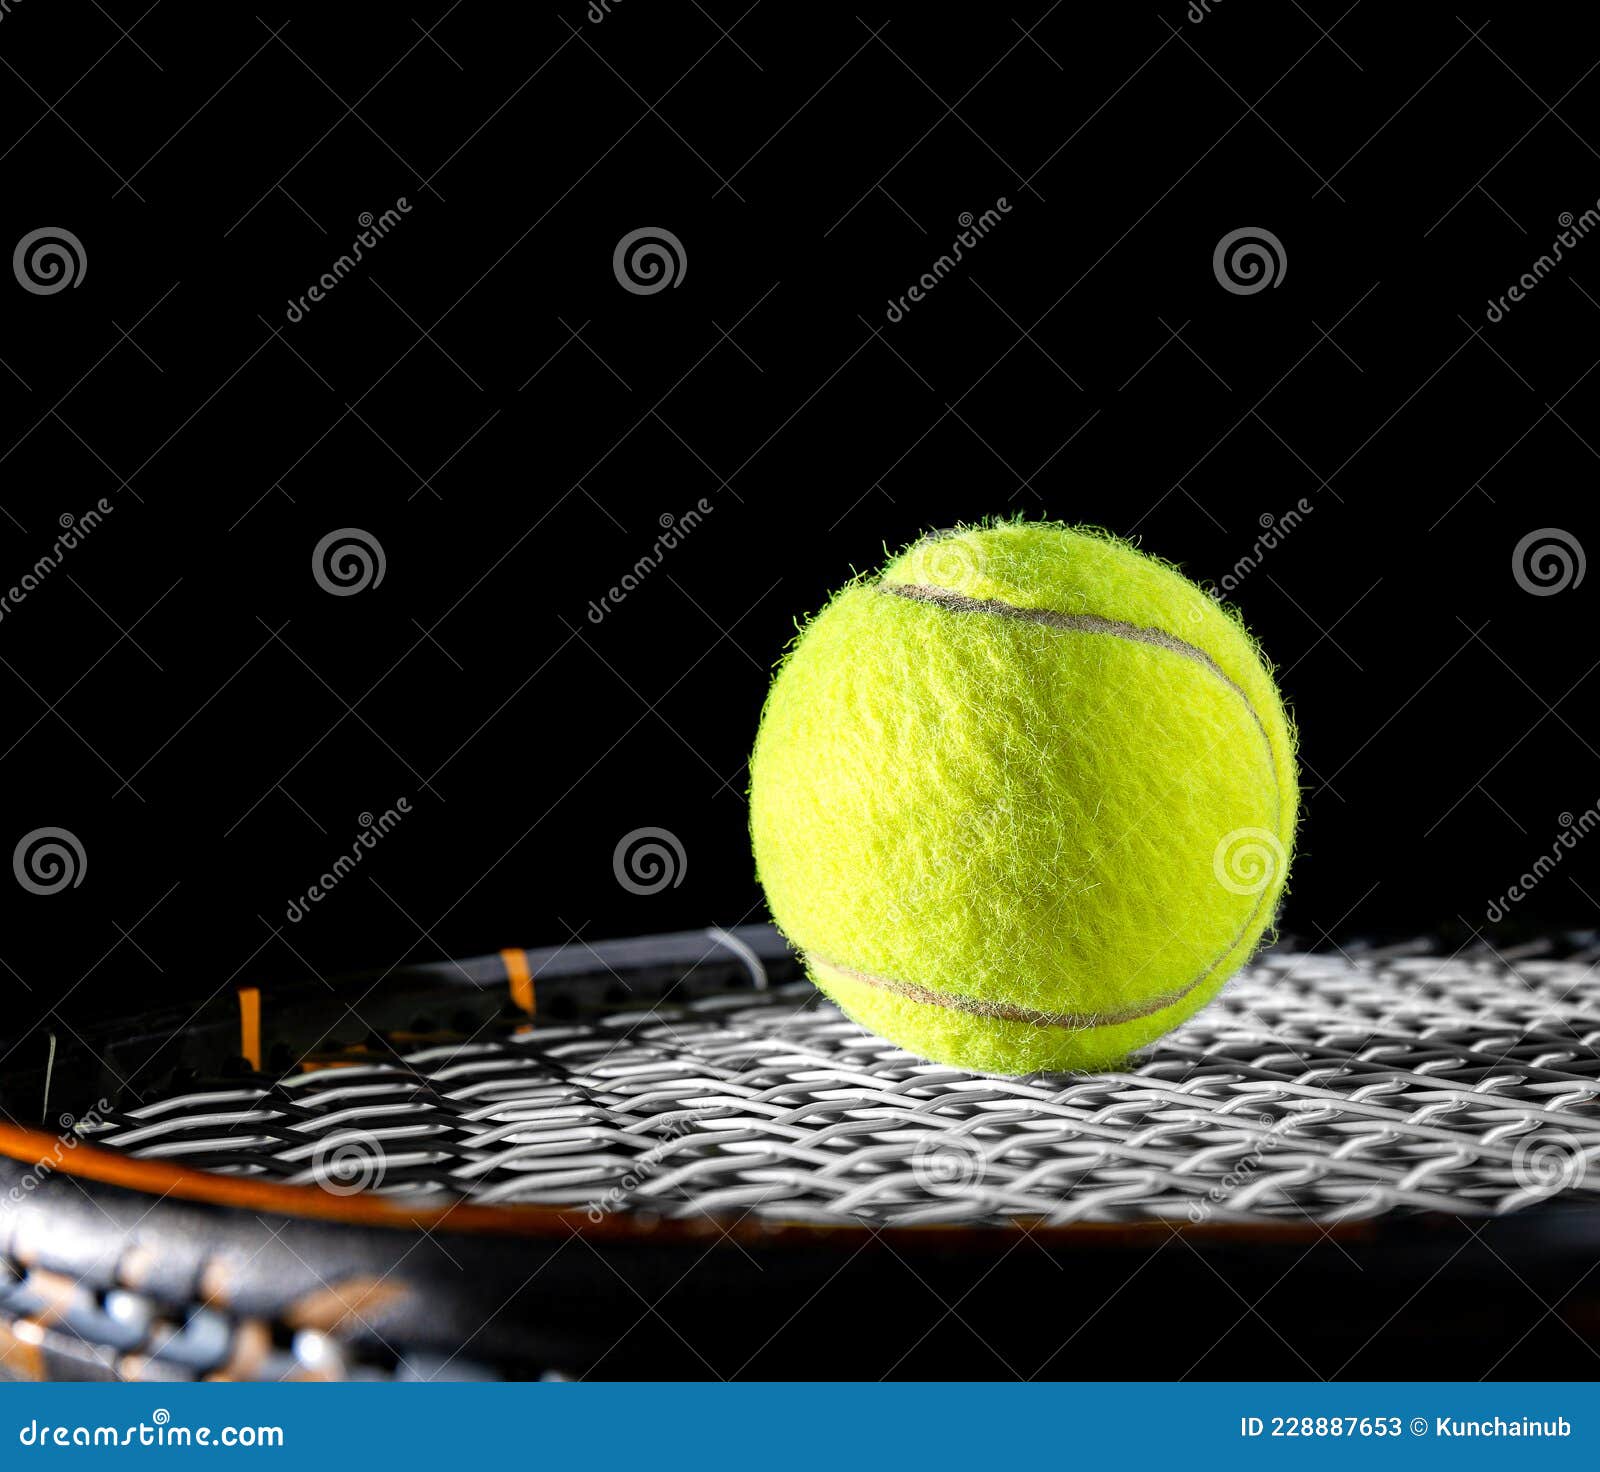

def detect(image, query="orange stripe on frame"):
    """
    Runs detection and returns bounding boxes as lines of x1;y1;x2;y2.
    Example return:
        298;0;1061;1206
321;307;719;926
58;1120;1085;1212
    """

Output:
0;1119;1354;1244
501;948;534;1016
238;987;262;1071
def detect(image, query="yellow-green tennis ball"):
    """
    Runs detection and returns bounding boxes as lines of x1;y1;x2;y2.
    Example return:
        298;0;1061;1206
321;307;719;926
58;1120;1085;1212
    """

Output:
749;521;1297;1076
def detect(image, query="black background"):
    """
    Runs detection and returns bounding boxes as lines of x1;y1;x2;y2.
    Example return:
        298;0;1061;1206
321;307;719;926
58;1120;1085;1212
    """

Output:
3;1;1598;1025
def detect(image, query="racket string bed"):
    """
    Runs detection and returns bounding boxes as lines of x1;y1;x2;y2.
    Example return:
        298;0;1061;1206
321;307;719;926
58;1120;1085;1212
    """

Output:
73;945;1600;1226
7;941;1600;1382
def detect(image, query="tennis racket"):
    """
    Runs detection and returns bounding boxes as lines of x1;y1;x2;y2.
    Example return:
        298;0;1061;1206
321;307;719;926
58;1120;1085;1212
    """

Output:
2;925;1598;1382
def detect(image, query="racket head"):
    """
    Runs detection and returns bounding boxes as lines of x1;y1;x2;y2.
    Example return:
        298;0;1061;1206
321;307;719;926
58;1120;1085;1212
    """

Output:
3;932;1599;1381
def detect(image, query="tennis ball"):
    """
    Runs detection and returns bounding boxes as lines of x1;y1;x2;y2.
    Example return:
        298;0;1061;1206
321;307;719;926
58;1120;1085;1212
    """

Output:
749;521;1297;1076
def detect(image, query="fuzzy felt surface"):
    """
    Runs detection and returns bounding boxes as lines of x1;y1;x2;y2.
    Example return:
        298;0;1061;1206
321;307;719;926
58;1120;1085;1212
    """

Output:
748;521;1299;1076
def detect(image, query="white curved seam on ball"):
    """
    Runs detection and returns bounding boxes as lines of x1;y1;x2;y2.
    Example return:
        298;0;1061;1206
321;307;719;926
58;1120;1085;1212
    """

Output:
809;922;1256;1030
881;581;1274;759
850;580;1288;1030
881;578;1291;853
